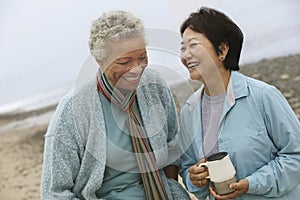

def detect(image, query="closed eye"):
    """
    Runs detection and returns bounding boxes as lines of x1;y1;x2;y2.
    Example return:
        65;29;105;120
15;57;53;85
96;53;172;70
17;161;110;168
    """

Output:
180;47;186;52
116;61;130;65
139;56;147;61
189;43;199;48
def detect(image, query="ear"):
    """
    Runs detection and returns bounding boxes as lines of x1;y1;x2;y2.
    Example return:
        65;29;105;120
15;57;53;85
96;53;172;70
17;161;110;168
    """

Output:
218;42;229;61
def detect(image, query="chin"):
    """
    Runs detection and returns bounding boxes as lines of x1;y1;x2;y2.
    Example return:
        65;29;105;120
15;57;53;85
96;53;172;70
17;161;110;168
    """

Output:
189;73;201;81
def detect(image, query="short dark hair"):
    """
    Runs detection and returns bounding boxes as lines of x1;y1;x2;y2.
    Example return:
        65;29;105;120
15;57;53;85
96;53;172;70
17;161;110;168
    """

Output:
180;7;243;71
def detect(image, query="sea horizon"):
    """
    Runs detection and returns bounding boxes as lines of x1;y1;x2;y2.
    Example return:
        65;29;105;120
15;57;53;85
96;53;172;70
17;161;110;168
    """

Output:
1;52;300;115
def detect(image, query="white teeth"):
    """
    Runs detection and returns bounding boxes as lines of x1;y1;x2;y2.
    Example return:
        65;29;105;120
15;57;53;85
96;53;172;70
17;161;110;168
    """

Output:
188;62;199;68
123;76;139;81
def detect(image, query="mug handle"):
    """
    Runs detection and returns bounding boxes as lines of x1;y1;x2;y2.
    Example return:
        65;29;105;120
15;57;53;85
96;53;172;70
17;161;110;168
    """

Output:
198;163;210;179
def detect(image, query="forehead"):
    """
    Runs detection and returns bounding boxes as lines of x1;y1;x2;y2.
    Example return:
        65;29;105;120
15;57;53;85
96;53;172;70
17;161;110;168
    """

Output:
181;28;206;44
109;36;146;58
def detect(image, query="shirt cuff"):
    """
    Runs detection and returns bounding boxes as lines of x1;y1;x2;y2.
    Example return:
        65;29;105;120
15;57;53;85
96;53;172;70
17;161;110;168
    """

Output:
246;175;258;194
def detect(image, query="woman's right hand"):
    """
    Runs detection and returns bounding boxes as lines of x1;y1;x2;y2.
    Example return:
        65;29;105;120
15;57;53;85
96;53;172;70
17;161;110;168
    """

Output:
189;158;209;188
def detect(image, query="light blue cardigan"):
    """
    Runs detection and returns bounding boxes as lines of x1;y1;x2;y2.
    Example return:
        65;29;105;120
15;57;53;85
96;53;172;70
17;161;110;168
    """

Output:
180;71;300;200
41;68;190;199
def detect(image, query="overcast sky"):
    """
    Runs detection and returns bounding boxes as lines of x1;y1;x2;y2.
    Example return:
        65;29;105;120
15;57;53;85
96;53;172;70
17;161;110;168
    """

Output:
1;0;300;110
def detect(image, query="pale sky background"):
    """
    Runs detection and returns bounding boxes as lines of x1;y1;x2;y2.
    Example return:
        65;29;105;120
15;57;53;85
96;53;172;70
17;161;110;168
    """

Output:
1;0;300;112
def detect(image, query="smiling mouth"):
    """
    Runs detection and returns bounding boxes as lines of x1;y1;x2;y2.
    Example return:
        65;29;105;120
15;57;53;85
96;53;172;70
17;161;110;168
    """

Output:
187;62;200;69
122;75;141;82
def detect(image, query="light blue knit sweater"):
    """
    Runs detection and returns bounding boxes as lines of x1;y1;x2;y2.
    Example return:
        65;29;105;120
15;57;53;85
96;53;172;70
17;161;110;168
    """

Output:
41;68;191;200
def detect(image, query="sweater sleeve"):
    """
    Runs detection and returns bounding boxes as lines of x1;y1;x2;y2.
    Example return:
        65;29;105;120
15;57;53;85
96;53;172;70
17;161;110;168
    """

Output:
166;88;181;167
41;96;81;200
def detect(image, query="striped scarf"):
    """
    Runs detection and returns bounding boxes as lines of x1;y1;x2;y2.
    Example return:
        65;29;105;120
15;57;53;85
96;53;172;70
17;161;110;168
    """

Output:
96;71;168;200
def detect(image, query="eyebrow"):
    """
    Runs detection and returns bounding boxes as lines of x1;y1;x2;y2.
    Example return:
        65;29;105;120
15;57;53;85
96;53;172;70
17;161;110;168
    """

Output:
180;37;198;45
116;50;147;60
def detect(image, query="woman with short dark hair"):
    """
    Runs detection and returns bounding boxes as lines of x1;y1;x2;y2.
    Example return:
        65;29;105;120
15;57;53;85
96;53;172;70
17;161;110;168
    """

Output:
179;6;300;200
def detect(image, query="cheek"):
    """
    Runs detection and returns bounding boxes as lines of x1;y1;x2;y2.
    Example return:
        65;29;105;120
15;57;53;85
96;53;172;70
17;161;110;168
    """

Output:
193;44;212;58
112;68;129;80
181;57;188;67
105;66;127;84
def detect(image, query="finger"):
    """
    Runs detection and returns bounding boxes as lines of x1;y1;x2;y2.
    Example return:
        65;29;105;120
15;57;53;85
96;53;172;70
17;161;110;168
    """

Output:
190;170;209;181
197;164;208;172
229;182;239;190
191;180;202;187
210;186;242;200
198;158;206;163
209;186;230;200
190;173;202;181
219;191;239;199
209;186;221;199
192;178;208;188
188;164;199;173
197;179;209;186
196;158;206;168
189;164;207;174
190;172;209;182
200;178;209;186
229;179;249;191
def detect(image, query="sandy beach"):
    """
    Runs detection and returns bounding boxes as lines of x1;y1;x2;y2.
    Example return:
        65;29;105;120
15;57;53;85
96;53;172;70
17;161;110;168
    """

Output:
1;54;299;200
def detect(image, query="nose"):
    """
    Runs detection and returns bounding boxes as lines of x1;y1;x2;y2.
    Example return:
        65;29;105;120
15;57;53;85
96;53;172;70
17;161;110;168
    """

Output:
181;49;192;61
130;58;148;71
129;65;145;74
180;50;192;67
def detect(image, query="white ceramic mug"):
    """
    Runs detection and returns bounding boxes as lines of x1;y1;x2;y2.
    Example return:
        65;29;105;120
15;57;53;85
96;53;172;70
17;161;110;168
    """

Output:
199;152;237;195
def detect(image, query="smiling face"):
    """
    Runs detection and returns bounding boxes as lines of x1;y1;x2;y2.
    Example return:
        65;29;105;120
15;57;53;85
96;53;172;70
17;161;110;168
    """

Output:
99;36;148;91
180;28;224;82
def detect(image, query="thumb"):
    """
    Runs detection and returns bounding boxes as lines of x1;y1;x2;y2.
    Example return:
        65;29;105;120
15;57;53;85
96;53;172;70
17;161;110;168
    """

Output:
229;179;248;190
229;182;239;190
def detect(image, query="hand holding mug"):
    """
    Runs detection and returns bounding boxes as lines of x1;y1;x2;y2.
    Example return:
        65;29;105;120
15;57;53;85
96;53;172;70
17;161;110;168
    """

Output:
189;158;209;188
209;178;249;199
198;152;237;195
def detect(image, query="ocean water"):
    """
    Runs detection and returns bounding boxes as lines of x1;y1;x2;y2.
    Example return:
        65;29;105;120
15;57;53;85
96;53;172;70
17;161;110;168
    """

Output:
1;0;300;114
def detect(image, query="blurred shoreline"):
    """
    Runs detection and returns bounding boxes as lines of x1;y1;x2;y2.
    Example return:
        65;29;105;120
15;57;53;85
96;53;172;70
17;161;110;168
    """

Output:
0;53;300;199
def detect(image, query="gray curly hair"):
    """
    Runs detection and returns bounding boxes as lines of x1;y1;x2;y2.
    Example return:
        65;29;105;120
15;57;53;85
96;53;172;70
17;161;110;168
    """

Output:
88;10;145;61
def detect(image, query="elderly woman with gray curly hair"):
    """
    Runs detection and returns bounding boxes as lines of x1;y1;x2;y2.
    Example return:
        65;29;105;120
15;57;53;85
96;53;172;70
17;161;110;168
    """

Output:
41;10;191;200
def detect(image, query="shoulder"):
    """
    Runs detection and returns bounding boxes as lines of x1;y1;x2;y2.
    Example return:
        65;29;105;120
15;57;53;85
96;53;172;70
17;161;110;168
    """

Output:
244;74;272;90
232;71;279;100
140;68;168;87
46;76;98;142
138;68;171;96
180;87;202;113
51;90;75;125
54;75;97;117
73;75;98;99
180;89;202;125
242;73;282;100
45;91;81;149
232;71;271;91
233;72;290;119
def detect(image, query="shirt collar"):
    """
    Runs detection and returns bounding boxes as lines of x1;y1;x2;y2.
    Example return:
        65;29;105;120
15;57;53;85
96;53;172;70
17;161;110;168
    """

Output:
187;71;249;109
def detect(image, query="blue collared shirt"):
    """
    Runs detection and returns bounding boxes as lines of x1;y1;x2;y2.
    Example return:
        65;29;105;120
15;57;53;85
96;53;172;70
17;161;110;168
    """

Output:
179;71;300;200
